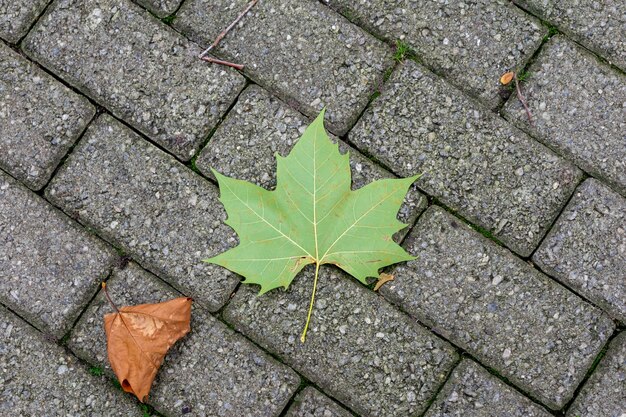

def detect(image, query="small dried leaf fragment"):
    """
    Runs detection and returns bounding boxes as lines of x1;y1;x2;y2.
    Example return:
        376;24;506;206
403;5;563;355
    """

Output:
500;71;514;85
103;292;192;402
374;273;395;291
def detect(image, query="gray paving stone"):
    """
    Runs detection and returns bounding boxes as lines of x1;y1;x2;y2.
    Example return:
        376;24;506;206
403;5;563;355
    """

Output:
381;206;615;409
45;115;240;312
0;170;116;339
134;0;181;17
327;0;546;108
69;262;300;417
285;387;352;417
196;85;427;242
0;306;142;416
174;0;392;136
514;0;626;71
0;41;94;190
425;360;552;417
534;179;626;324
0;0;48;43
22;0;245;161
349;60;582;256
504;37;626;196
224;266;459;417
567;332;626;417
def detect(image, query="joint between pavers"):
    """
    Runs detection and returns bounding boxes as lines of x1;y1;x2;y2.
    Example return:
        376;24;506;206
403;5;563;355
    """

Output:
11;0;54;46
416;354;464;417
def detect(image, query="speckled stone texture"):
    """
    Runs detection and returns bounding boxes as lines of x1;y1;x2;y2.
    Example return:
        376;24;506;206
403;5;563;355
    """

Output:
349;60;581;256
0;306;142;416
45;115;240;312
285;387;352;417
327;0;545;108
504;37;626;196
0;41;94;190
0;170;115;339
196;85;427;242
425;360;552;417
567;332;626;417
224;267;458;417
514;0;626;71
174;0;391;136
134;0;181;17
534;179;626;324
0;0;48;43
381;207;615;409
22;0;245;160
69;262;299;417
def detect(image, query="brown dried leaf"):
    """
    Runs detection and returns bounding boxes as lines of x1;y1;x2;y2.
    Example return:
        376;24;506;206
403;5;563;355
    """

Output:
500;71;514;85
373;273;395;291
104;295;192;402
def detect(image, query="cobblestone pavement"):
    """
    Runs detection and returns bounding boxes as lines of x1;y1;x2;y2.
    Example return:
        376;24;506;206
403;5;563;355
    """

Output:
0;1;623;416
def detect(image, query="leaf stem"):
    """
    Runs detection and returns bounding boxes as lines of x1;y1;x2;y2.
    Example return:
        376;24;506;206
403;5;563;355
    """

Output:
300;262;320;343
102;282;120;314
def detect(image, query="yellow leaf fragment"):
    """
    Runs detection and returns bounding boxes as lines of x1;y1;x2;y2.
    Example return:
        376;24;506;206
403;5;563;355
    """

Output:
374;273;395;291
500;71;514;85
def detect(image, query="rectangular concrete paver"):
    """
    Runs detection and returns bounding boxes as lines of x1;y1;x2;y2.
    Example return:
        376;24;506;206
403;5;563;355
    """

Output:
514;0;626;71
567;332;626;417
504;36;626;196
22;0;245;160
0;0;48;43
0;306;142;416
381;207;615;409
0;170;116;339
0;41;94;190
534;179;626;324
328;0;546;107
349;60;582;256
69;262;299;417
224;267;459;417
286;387;352;417
45;115;240;312
196;85;427;243
174;0;392;136
134;0;181;17
425;360;552;417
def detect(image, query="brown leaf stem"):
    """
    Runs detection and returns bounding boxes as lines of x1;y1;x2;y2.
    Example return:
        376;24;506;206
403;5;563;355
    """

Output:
200;56;244;70
197;0;258;59
102;282;120;314
514;73;533;125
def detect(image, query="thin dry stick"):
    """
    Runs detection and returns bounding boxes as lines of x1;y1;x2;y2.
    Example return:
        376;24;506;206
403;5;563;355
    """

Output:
197;0;258;59
201;56;244;70
514;73;533;125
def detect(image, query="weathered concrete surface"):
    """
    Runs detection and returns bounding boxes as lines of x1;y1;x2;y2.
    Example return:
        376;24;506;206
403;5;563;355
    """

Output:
514;0;626;71
425;360;552;417
0;0;48;43
328;0;546;107
0;170;116;339
285;387;352;417
534;179;626;324
23;0;245;160
567;332;626;417
224;266;458;417
196;85;427;242
134;0;181;17
504;37;626;196
382;207;615;409
0;41;94;190
350;60;582;256
69;262;299;417
0;306;142;416
46;115;240;312
174;0;392;135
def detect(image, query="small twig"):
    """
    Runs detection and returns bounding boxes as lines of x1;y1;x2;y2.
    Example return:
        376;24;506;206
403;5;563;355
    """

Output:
513;73;533;125
201;56;244;70
197;0;258;59
102;282;120;314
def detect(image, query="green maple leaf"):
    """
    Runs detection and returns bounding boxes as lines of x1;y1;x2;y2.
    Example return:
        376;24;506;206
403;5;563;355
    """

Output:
205;110;418;341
